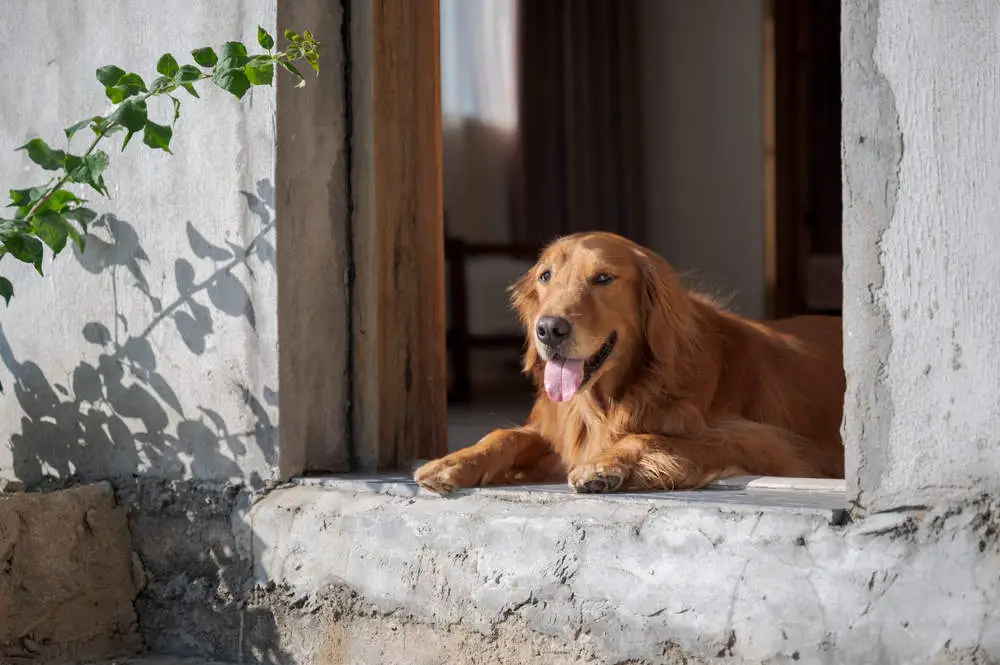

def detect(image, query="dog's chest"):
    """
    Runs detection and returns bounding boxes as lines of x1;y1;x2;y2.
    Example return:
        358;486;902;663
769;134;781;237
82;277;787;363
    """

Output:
551;403;615;464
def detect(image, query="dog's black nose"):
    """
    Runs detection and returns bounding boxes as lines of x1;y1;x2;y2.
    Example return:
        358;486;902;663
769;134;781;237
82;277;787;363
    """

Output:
535;316;572;345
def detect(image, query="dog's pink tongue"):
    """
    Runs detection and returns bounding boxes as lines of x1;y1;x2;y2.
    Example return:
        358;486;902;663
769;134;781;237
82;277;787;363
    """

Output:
544;359;585;402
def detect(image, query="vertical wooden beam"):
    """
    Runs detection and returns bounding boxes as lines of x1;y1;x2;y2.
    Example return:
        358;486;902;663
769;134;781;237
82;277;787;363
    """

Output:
350;0;447;470
276;0;351;477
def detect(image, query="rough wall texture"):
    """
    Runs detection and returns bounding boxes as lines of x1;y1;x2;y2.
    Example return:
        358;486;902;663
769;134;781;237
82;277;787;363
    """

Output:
843;0;1000;513
115;478;263;661
0;482;142;661
0;1;280;488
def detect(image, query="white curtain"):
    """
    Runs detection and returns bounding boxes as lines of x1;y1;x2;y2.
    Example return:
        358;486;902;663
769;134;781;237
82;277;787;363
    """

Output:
440;0;517;130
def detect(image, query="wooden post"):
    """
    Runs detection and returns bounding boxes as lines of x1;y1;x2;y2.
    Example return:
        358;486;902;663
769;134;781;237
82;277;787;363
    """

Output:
276;0;352;477
350;0;447;470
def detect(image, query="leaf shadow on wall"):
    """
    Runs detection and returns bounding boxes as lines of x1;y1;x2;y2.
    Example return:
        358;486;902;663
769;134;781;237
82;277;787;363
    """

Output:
0;178;279;491
0;178;298;663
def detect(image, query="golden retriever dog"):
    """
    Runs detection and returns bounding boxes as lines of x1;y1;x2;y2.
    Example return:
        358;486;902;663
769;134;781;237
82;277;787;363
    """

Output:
415;232;844;494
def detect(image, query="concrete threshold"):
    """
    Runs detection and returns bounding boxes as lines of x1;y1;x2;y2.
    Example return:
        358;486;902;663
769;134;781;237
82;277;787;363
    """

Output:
291;474;849;524
240;475;858;664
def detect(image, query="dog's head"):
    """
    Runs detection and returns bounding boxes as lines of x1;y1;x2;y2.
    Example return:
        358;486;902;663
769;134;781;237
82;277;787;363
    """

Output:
510;232;696;402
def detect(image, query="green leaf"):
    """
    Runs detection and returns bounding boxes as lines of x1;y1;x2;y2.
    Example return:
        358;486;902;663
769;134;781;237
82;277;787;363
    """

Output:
91;117;121;137
245;59;274;86
143;121;173;153
64;151;110;196
182;83;200;98
0;219;28;234
219;41;249;70
62;206;97;225
150;75;173;93
96;65;125;87
212;68;251;99
1;232;44;274
8;187;47;209
110;99;148;132
284;30;301;43
32;211;74;255
177;65;202;83
305;50;320;74
157;53;180;77
169;95;182;122
65;116;101;141
258;26;275;50
191;47;218;68
303;30;315;42
62;206;98;235
36;189;82;214
121;131;137;152
16;138;66;171
106;72;146;103
218;42;249;78
0;276;13;306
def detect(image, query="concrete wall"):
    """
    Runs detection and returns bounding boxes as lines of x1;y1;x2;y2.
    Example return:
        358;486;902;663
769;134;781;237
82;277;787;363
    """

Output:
638;0;767;318
842;0;1000;513
0;1;280;487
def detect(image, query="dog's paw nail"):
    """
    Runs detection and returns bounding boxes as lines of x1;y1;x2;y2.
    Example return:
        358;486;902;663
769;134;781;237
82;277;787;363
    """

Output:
570;466;626;493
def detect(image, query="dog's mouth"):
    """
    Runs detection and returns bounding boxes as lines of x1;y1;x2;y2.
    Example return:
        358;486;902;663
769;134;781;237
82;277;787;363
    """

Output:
543;332;618;402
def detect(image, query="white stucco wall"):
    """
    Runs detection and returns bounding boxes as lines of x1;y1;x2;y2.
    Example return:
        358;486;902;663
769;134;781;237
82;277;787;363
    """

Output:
638;0;766;318
0;1;280;486
843;0;1000;512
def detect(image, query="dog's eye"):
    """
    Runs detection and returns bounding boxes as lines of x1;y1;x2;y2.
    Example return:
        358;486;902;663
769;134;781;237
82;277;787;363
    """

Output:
592;273;615;285
538;270;552;284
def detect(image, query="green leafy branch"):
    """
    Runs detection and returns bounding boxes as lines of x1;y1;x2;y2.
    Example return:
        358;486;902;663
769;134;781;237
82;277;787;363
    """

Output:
0;27;321;310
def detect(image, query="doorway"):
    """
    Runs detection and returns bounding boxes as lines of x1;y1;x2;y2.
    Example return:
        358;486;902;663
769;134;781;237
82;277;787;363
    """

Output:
441;0;844;452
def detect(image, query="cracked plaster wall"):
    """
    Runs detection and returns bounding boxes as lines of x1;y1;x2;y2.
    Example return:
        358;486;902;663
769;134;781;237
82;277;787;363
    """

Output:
843;0;1000;513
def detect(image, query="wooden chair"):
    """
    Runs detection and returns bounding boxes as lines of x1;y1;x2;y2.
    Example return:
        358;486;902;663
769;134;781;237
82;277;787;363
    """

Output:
444;229;541;403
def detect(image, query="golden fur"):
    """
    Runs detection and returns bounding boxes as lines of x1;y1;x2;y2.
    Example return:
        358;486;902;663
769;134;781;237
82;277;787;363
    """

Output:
414;232;845;494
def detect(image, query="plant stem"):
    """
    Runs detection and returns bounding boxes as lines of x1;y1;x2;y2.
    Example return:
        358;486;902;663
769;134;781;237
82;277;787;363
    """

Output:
25;127;107;218
23;72;221;220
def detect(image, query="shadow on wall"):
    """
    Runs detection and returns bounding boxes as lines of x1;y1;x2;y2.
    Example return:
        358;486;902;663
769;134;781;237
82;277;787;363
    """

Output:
0;179;278;490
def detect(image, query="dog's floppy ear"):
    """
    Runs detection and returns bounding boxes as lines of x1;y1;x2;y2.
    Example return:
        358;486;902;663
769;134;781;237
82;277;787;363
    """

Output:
509;267;541;375
636;249;698;378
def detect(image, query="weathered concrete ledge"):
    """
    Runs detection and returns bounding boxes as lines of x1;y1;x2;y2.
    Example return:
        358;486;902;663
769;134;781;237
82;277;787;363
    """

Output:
239;477;1000;665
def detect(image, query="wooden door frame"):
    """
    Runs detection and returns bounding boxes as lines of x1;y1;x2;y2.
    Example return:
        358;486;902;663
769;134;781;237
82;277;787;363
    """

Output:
277;0;447;477
349;0;448;471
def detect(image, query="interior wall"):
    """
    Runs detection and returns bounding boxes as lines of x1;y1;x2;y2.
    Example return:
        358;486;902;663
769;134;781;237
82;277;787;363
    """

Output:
638;0;767;318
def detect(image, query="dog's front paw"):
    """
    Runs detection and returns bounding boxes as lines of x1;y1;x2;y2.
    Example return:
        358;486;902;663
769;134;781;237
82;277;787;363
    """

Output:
568;462;629;493
413;456;480;494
